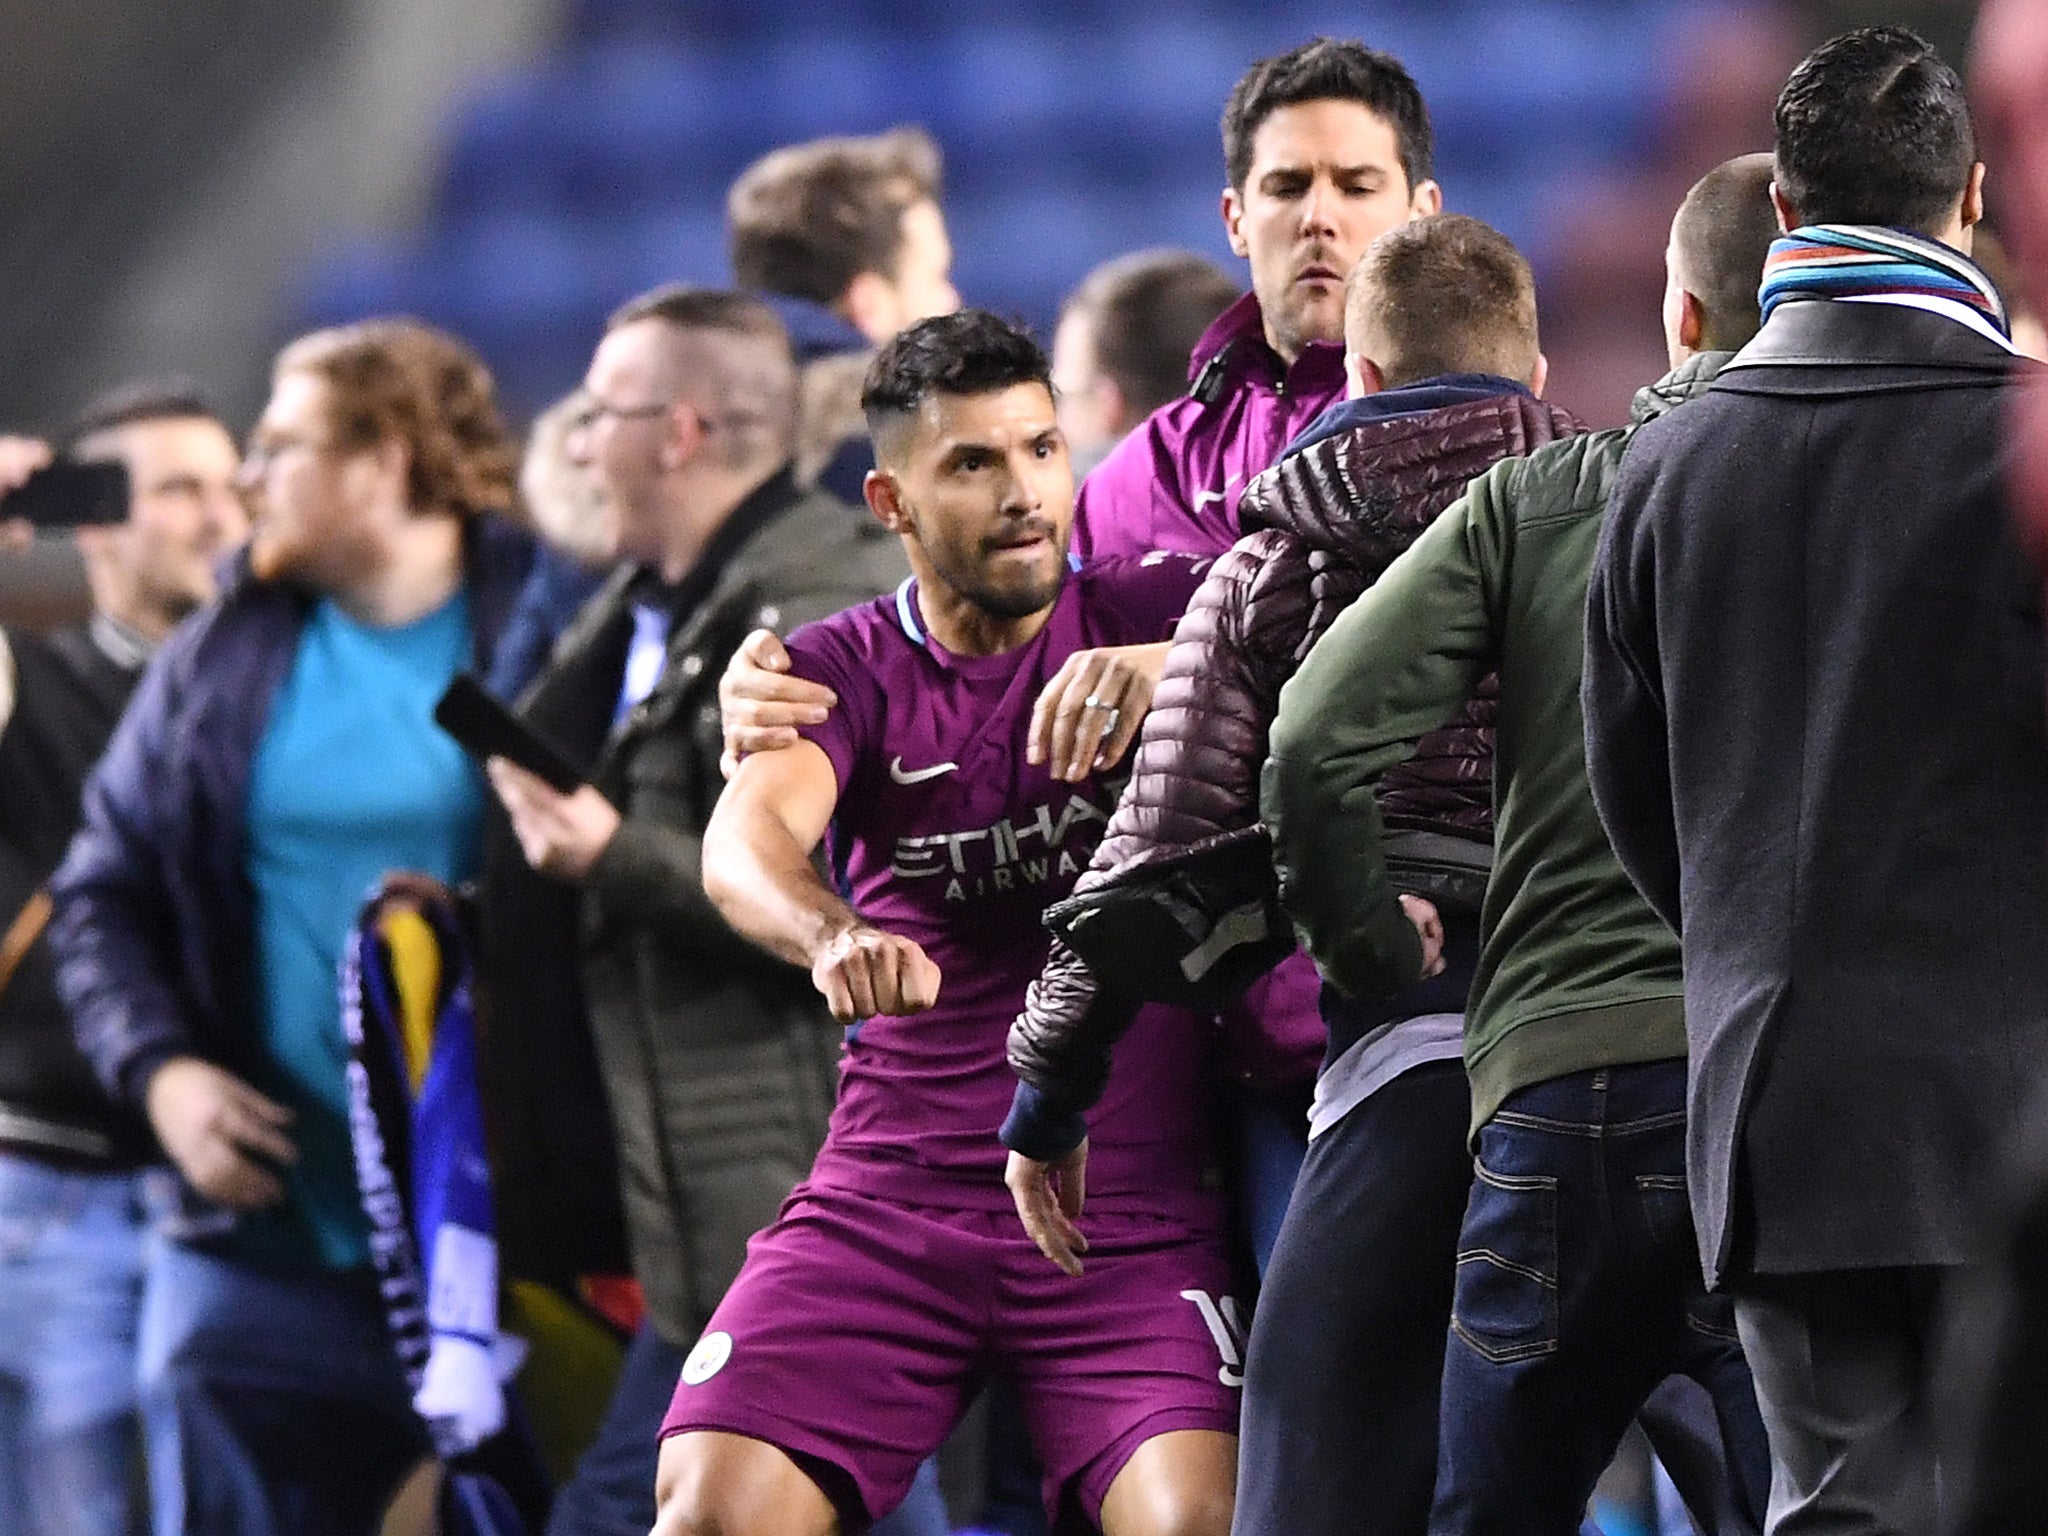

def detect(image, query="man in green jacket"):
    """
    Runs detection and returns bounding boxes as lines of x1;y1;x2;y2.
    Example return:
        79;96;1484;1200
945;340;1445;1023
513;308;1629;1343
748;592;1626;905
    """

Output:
1261;155;1779;1534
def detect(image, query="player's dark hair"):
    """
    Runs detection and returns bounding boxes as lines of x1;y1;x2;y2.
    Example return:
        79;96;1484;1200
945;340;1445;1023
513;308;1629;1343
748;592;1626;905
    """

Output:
1222;38;1432;193
1670;153;1781;351
1345;214;1537;388
1773;27;1974;236
62;379;225;452
728;127;943;305
861;310;1050;447
1063;250;1241;420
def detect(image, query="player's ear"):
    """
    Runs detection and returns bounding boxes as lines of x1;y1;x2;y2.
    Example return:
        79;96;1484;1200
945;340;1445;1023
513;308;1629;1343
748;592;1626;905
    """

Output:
863;468;912;535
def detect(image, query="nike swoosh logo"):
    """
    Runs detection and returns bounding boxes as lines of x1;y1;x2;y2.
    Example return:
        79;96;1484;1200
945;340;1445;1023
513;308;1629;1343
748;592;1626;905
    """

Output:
889;756;959;785
1193;490;1227;508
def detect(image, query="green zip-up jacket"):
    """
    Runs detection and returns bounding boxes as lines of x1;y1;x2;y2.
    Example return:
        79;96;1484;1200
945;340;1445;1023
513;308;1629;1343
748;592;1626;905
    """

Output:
1261;354;1727;1135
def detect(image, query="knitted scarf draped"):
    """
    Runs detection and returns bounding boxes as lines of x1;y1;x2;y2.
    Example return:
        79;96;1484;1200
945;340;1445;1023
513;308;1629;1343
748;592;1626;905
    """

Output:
342;886;507;1459
1759;224;2011;338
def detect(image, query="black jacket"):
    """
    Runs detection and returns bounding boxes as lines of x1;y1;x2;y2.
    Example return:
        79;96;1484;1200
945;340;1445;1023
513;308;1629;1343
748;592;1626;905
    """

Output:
1584;299;2048;1286
0;620;149;1164
490;470;908;1343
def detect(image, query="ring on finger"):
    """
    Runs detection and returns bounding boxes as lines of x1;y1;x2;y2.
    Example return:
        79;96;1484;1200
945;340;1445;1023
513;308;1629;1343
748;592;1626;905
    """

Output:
1083;693;1107;710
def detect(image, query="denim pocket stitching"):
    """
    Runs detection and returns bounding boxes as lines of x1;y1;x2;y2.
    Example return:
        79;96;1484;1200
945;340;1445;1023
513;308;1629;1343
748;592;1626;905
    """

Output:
1686;1310;1742;1344
1451;1155;1560;1364
1489;1108;1599;1137
1611;1110;1690;1136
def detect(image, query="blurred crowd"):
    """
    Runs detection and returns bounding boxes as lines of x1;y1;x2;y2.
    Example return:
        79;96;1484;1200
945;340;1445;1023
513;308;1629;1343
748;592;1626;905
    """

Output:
1;12;2047;1536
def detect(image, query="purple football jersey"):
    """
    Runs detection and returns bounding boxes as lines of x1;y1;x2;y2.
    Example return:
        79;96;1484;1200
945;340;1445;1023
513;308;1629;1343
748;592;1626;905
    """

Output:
786;555;1221;1218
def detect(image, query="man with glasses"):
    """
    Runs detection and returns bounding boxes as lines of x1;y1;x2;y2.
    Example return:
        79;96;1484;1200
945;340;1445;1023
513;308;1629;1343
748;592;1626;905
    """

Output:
482;286;916;1536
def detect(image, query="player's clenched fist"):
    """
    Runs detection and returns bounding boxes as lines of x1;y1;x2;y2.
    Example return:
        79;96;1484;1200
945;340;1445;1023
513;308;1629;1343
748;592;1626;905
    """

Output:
810;926;943;1021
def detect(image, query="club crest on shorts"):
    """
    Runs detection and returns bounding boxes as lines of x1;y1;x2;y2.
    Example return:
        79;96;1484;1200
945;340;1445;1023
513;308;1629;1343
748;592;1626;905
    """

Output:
681;1330;733;1385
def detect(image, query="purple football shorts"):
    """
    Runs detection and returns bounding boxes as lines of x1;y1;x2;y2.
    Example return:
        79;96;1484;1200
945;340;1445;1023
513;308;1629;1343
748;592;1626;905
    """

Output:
660;1183;1242;1528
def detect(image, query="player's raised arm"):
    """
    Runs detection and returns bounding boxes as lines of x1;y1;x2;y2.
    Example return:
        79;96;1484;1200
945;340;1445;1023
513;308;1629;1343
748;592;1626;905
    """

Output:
703;741;941;1022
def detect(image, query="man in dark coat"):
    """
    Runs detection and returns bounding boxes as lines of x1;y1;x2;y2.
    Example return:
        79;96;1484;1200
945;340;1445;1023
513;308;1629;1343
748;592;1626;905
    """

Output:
50;321;535;1536
1583;29;2048;1528
481;287;922;1536
0;390;244;1536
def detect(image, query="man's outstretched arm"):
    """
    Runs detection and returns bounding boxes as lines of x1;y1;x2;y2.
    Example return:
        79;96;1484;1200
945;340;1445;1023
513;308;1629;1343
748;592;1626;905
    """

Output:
719;624;1170;785
702;740;940;1021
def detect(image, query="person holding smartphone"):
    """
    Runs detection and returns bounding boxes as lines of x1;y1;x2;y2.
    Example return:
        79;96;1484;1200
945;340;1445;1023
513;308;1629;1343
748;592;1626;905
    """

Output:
0;387;244;1536
45;325;533;1536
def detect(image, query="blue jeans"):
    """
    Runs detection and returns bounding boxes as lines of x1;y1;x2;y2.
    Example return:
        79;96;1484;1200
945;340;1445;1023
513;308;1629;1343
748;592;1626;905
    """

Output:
1232;1083;1310;1280
0;1154;144;1536
137;1238;428;1536
1430;1061;1770;1536
548;1320;950;1536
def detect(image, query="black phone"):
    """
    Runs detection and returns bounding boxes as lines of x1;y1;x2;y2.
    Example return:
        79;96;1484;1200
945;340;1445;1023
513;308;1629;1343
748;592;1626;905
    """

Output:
0;460;130;528
433;675;585;793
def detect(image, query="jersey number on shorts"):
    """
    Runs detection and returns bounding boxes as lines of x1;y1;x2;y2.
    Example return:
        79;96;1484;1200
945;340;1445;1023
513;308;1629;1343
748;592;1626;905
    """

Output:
1180;1289;1246;1388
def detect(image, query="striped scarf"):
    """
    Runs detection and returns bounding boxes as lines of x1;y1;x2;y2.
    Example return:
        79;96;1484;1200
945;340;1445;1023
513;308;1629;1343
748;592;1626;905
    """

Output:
1759;225;2010;338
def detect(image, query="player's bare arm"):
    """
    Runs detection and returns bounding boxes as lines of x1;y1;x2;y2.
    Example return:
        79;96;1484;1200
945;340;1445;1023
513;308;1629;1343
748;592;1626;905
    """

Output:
704;739;942;1020
1026;639;1171;782
717;627;837;777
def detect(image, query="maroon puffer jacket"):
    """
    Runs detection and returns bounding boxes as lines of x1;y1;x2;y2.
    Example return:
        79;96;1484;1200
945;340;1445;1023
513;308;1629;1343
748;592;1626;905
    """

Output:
1009;389;1582;1117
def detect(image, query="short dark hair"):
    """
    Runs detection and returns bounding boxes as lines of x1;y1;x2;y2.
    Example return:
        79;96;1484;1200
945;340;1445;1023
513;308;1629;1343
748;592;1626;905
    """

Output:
862;310;1050;454
608;283;788;345
62;379;224;453
1222;39;1432;193
606;285;797;471
1344;214;1538;388
1773;27;1974;236
1671;153;1781;351
727;127;943;305
1062;250;1241;419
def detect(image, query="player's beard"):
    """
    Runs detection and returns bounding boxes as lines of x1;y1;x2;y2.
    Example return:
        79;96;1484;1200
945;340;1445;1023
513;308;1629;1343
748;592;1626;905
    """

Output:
960;517;1069;620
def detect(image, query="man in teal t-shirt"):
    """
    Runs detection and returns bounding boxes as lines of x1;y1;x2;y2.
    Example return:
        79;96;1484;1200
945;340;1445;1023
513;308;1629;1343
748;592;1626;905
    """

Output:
241;591;484;1269
49;321;534;1536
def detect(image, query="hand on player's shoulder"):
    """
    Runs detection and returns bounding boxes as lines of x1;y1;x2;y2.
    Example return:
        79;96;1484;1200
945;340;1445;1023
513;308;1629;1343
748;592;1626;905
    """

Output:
718;627;836;779
810;924;942;1022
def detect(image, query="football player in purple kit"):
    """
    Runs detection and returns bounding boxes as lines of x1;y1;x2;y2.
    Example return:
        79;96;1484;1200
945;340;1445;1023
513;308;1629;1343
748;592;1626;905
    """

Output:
654;310;1238;1536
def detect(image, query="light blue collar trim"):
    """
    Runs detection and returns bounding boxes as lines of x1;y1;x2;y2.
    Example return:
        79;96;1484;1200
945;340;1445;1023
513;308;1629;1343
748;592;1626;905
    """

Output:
894;552;1083;646
894;578;923;645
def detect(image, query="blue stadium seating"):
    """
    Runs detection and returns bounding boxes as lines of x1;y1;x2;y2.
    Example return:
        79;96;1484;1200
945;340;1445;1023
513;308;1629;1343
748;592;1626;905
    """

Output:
296;0;1686;419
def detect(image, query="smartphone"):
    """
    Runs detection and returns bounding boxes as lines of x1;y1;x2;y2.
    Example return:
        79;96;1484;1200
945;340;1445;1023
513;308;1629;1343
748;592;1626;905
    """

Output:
0;460;130;528
433;674;585;793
